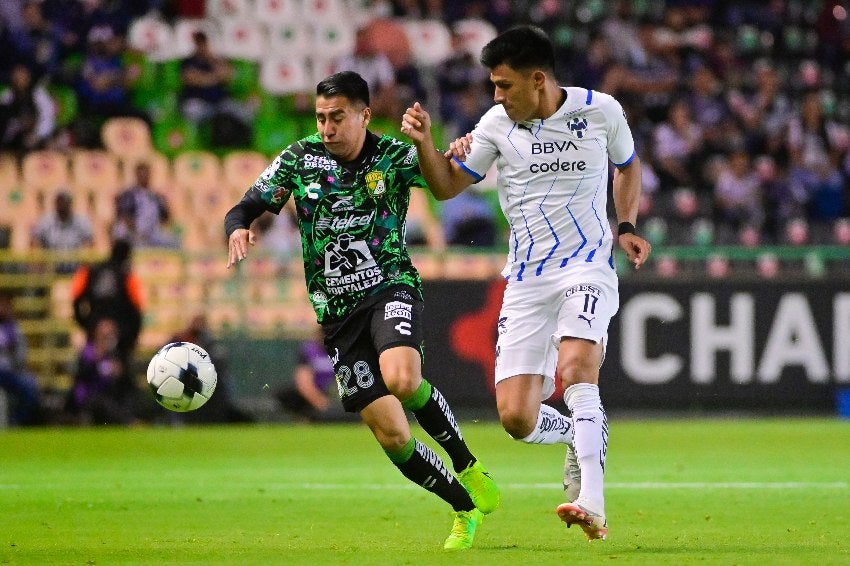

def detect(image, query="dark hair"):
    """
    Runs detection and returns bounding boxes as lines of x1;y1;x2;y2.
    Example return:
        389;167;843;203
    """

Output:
480;25;555;74
109;239;132;264
316;71;370;107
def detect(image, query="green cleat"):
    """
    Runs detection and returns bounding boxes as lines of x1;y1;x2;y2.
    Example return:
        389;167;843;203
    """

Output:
458;460;501;514
443;508;484;550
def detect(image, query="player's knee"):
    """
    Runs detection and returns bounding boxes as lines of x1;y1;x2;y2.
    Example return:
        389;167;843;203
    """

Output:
557;355;597;389
379;360;420;398
498;406;535;439
373;427;411;453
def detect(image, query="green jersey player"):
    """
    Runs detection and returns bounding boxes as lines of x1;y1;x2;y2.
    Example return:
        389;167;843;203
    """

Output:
224;71;499;550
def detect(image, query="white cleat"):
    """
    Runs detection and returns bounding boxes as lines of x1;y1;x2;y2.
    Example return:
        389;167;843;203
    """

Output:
563;444;581;503
556;500;608;541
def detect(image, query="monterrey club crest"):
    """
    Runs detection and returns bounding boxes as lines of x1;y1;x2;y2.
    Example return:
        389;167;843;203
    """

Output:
365;170;386;198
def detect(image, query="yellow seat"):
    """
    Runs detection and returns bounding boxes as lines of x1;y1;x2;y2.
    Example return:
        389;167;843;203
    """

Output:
21;150;69;196
222;150;269;192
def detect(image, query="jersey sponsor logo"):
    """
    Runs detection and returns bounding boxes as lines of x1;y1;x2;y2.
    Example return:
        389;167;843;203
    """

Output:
259;155;281;181
531;140;579;154
303;154;338;170
393;289;415;301
305;182;321;200
565;284;601;297
395;321;412;335
497;316;508;335
365;170;386;198
529;158;587;174
323;234;384;294
311;291;328;306
315;210;376;232
384;301;412;320
330;195;354;211
271;186;291;203
578;314;595;328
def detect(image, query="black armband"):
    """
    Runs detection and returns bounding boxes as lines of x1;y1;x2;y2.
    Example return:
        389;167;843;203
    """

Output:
617;221;636;237
224;192;267;238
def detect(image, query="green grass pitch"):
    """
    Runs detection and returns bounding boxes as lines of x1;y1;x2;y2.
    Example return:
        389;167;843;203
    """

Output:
2;418;849;565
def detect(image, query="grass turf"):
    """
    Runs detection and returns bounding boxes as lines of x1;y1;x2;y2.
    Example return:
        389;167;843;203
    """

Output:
1;419;849;565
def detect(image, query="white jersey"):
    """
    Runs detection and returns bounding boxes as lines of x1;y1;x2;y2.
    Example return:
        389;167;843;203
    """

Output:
457;87;636;281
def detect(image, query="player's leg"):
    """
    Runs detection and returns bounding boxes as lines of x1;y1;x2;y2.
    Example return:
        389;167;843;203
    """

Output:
359;394;484;549
374;291;499;513
494;284;574;446
379;345;500;513
495;374;573;445
555;338;608;540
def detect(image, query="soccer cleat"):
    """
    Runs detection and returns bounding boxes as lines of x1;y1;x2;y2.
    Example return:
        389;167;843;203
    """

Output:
563;444;581;502
556;501;608;541
457;460;501;514
443;508;484;550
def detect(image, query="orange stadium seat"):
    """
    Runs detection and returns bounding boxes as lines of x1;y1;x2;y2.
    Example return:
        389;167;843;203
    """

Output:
222;150;268;193
70;150;121;222
120;150;172;191
101;117;154;161
21;150;69;195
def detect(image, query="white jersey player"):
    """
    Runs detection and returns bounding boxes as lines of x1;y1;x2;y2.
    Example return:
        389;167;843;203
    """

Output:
401;25;651;542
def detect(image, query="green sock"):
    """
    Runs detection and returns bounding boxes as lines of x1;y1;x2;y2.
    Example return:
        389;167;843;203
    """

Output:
403;380;475;473
385;437;475;512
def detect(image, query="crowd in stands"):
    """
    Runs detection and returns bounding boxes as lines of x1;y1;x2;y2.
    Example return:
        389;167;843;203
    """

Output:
1;0;849;254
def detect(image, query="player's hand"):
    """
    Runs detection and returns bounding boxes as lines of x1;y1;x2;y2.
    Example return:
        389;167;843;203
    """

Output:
401;102;432;145
444;133;473;160
226;228;255;269
618;233;651;270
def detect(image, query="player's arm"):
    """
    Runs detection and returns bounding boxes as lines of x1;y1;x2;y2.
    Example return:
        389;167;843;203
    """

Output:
401;102;475;200
612;156;651;269
224;191;267;268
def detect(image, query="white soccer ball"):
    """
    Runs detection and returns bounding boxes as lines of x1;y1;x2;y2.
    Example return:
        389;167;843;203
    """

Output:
146;342;217;412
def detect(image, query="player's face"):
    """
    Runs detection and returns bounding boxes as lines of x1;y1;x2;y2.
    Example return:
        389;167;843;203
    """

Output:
316;95;370;161
489;64;543;123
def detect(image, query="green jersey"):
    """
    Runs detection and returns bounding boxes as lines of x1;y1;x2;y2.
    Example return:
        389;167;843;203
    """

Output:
248;132;426;323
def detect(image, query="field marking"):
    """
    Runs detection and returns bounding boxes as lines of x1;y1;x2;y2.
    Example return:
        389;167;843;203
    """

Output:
280;481;849;491
1;481;846;491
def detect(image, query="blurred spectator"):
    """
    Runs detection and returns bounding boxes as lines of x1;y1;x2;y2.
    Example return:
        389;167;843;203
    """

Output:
786;91;849;221
652;99;705;191
180;30;252;148
253;204;301;265
0;291;42;426
441;189;497;247
713;148;763;230
71;239;144;373
0;64;56;152
168;313;253;424
436;28;490;127
334;26;398;119
276;326;355;422
9;1;62;81
66;316;149;425
727;60;794;157
73;25;144;147
31;190;95;273
113;162;179;249
687;65;733;155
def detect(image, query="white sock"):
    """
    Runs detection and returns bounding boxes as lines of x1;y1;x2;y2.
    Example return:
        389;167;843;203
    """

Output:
519;403;574;445
564;383;608;514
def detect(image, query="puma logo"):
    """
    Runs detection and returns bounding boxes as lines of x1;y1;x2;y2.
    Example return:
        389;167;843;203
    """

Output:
578;314;595;328
576;417;597;423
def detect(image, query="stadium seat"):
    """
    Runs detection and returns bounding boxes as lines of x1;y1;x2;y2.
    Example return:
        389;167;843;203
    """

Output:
173;150;222;190
206;0;252;20
121;151;172;192
302;0;346;19
218;18;265;61
222;151;269;193
69;150;121;221
101;117;154;161
0;153;20;194
172;18;220;59
128;14;175;62
267;21;312;58
402;19;452;67
312;21;356;61
260;56;311;95
254;0;302;23
21;150;70;195
453;18;497;59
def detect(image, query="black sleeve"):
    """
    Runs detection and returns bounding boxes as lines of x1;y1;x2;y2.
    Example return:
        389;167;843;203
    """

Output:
224;191;268;238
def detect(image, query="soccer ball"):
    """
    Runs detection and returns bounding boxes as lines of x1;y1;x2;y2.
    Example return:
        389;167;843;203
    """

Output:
146;342;217;412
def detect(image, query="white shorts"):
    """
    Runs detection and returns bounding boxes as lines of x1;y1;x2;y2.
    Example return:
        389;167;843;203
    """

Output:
494;262;619;400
